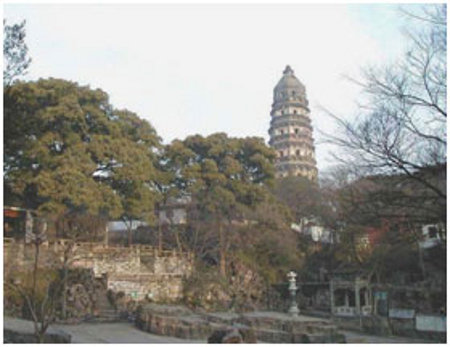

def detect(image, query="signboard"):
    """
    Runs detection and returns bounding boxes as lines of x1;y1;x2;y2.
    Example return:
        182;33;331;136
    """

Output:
389;308;415;319
4;209;20;218
374;291;388;316
416;315;446;332
374;291;387;300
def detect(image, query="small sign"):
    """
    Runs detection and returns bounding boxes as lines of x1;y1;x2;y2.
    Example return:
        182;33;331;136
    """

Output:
416;315;447;332
374;291;387;300
389;308;415;319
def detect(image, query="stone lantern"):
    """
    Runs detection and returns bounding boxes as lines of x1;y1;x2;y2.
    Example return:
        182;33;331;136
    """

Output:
287;271;299;316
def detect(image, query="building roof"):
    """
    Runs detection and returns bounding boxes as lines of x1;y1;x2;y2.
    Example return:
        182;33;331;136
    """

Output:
274;65;305;93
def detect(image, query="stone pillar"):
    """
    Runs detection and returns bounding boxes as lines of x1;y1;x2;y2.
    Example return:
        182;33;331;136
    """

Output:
365;288;369;307
329;280;335;315
355;283;360;315
344;290;349;307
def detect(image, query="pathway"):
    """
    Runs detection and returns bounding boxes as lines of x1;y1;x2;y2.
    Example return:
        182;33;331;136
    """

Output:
4;316;432;343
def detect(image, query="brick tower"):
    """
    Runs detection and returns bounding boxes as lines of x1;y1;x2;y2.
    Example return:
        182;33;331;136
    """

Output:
268;65;318;180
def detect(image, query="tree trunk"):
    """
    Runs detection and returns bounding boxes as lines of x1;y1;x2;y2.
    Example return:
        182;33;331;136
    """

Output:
158;222;162;252
218;222;226;277
37;322;49;343
127;221;133;247
418;241;426;280
31;240;40;310
61;265;68;319
175;228;182;253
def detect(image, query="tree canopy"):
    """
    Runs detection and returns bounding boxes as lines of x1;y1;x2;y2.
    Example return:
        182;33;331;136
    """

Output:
162;133;278;273
4;78;162;222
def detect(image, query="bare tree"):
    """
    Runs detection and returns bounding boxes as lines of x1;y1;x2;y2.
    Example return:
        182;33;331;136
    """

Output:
5;219;60;343
323;4;446;204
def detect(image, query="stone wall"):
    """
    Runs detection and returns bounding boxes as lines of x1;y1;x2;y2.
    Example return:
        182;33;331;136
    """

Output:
107;273;184;301
4;238;193;302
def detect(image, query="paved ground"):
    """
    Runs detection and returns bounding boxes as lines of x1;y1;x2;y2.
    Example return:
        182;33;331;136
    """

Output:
55;324;431;344
342;329;428;344
53;322;204;343
4;317;203;343
5;316;432;343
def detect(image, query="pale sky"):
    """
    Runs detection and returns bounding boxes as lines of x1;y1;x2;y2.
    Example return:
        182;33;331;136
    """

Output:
4;3;423;173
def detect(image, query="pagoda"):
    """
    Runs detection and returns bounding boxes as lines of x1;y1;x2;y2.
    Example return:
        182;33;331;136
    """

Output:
268;65;318;181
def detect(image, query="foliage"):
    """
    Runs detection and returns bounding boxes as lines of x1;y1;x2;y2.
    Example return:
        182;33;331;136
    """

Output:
182;263;231;311
163;133;277;275
5;269;60;314
4;79;162;228
3;19;32;86
273;176;320;221
234;197;299;283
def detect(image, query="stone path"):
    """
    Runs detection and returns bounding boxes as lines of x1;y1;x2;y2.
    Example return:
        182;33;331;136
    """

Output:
53;322;204;343
4;316;432;343
4;317;203;343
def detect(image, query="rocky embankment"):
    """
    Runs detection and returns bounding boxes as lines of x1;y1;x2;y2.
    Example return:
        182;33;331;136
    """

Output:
135;304;346;343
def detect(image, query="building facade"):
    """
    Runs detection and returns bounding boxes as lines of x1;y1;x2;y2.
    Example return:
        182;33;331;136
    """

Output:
268;65;318;180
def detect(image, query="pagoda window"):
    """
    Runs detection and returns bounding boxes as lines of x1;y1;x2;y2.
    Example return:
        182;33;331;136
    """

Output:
294;128;299;134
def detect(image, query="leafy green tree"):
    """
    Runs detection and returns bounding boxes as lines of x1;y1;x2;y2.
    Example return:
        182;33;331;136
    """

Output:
3;19;32;86
4;79;162;244
163;133;276;276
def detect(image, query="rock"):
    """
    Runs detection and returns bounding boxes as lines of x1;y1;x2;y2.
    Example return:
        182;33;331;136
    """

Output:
236;326;258;343
207;326;257;343
135;304;343;343
207;329;228;343
140;303;193;316
136;304;217;340
222;329;243;343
